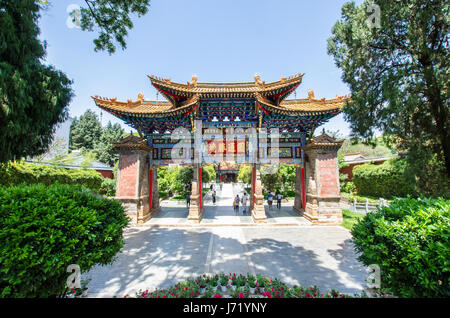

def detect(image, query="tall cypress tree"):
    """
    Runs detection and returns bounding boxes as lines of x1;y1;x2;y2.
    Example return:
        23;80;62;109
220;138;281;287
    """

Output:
69;110;102;151
0;0;73;162
94;121;124;166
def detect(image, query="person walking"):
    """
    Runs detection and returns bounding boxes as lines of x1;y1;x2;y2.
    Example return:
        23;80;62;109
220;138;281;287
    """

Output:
212;190;216;204
234;194;240;215
276;190;283;210
241;192;248;215
267;191;274;210
186;193;191;208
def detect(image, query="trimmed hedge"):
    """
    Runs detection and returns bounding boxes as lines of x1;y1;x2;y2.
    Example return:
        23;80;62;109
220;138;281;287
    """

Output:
352;159;416;198
0;161;103;191
352;197;450;298
0;184;129;297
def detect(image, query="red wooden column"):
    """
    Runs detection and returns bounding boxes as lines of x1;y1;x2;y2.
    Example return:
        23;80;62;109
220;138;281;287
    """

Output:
301;167;306;209
198;166;202;210
252;165;256;210
148;168;153;211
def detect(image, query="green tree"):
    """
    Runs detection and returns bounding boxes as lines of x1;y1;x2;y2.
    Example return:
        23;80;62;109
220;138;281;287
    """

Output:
74;0;151;54
0;0;73;163
260;166;281;192
238;165;253;185
94;121;124;166
338;137;396;158
278;165;296;192
69;110;102;152
203;165;216;184
328;0;450;181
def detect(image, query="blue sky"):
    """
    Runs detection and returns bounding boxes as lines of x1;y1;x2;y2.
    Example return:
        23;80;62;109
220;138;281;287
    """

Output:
39;0;363;136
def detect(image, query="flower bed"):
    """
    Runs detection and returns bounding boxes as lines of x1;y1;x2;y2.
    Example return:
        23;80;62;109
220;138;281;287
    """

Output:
128;273;366;298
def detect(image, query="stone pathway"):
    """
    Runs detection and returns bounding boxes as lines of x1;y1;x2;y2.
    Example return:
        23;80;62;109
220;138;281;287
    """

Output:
85;185;367;297
146;183;310;227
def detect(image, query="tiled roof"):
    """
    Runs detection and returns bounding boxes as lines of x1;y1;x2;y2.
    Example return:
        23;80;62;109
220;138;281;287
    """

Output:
148;73;304;98
256;93;350;115
92;94;199;117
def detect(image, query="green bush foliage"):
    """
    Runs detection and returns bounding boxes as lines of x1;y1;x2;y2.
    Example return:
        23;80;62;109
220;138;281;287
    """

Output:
352;159;416;198
0;161;103;191
99;177;116;197
352;197;450;298
341;181;355;193
0;183;129;297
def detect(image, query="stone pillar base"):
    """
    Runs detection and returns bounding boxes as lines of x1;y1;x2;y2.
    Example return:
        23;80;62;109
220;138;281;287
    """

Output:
138;206;161;225
252;208;267;223
300;195;343;225
188;177;203;223
251;167;267;223
188;206;204;223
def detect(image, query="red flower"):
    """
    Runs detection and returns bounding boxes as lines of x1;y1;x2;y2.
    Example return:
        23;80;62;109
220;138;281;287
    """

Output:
238;293;244;298
262;292;271;298
213;294;222;298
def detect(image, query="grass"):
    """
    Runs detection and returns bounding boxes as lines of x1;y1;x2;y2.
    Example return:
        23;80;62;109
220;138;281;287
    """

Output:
341;192;394;204
341;209;365;231
169;188;211;201
170;194;186;201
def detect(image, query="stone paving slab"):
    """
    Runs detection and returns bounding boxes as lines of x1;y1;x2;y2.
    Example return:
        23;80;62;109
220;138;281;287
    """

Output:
86;184;366;297
147;184;311;227
86;225;367;297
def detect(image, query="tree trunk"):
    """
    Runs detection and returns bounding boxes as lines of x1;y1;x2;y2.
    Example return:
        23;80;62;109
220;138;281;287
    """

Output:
422;64;450;178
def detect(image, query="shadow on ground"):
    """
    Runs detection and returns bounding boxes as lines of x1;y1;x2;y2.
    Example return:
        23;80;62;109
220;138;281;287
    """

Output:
86;226;367;297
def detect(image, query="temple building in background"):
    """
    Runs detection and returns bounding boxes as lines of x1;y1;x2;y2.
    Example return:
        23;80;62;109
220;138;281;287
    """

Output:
93;73;350;225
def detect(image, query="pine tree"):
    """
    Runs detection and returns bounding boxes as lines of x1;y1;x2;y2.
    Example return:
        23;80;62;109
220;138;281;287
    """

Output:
69;110;102;151
0;0;73;162
94;121;124;166
328;0;449;181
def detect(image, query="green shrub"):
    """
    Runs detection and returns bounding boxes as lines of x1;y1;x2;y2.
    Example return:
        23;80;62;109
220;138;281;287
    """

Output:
341;181;355;193
352;159;416;198
0;184;129;297
0;161;103;191
99;177;116;197
351;197;450;297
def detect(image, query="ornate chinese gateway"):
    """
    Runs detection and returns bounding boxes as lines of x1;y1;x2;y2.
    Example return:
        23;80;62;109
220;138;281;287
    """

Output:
93;73;349;225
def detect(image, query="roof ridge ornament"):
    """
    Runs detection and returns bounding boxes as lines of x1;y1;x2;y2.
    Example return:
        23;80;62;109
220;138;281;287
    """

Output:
308;90;315;99
254;73;262;86
137;92;144;103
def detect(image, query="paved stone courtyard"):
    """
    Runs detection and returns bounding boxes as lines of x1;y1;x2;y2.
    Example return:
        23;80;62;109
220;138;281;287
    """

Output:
86;184;367;297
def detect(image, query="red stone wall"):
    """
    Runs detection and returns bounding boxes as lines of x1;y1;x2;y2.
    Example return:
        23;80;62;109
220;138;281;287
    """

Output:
319;153;338;197
97;169;114;179
118;154;137;197
340;160;385;181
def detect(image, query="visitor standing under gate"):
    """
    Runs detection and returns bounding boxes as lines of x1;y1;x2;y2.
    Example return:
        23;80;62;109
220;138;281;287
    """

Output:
267;191;274;210
241;192;248;215
234;194;240;215
276;190;283;210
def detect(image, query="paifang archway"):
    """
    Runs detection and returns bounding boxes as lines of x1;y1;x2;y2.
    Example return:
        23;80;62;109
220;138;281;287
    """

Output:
93;73;349;225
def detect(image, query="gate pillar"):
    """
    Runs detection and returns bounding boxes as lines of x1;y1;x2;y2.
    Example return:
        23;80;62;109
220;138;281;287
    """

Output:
301;131;344;224
251;165;267;223
188;164;204;223
113;134;152;225
293;165;306;213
